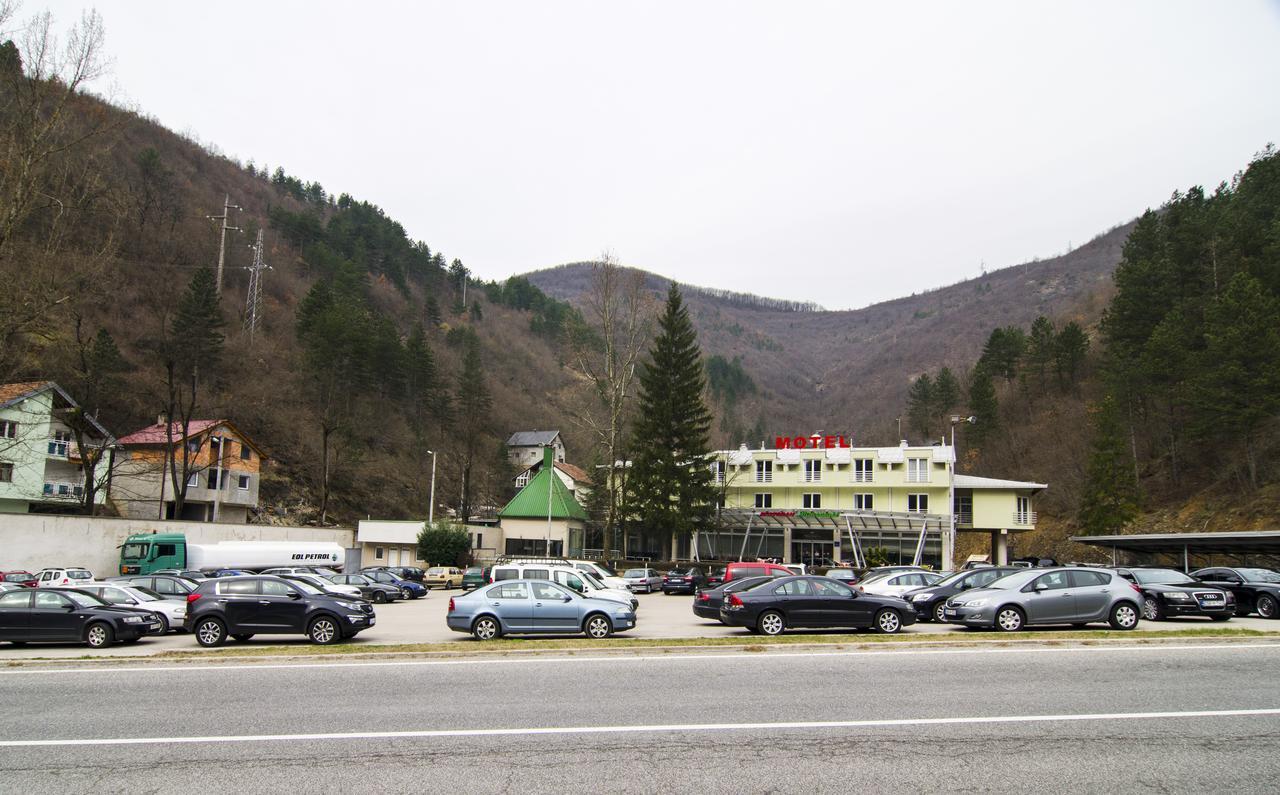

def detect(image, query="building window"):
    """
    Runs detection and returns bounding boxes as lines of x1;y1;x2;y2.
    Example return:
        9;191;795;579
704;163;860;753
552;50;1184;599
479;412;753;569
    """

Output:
907;493;929;514
0;421;16;439
853;493;873;511
1016;496;1032;525
755;460;772;483
853;458;873;483
240;443;252;461
187;472;199;488
0;462;12;482
206;470;229;490
907;458;929;483
754;493;773;509
237;474;250;491
802;493;821;509
47;430;71;457
712;460;725;484
515;472;530;488
475;533;483;549
954;493;973;524
803;459;822;483
187;439;201;453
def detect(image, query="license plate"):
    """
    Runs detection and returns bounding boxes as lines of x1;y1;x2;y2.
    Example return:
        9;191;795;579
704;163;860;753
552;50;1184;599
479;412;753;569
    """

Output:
944;608;958;617
368;617;376;625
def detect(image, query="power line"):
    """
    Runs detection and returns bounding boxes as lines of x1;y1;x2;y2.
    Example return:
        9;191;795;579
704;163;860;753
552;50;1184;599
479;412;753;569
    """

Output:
208;194;241;294
244;229;271;345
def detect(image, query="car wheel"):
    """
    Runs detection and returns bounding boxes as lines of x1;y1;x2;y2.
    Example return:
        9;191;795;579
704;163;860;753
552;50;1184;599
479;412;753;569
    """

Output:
994;606;1024;632
1142;596;1163;621
932;602;947;623
1109;602;1139;630
231;634;254;642
1257;594;1278;619
757;610;785;636
472;615;500;641
401;588;412;600
308;616;341;645
875;609;903;634
195;618;227;647
85;622;114;648
584;614;613;639
155;615;170;634
373;591;387;604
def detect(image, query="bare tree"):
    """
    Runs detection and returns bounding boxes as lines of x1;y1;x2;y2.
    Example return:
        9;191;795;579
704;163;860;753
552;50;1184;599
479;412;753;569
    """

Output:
566;253;653;552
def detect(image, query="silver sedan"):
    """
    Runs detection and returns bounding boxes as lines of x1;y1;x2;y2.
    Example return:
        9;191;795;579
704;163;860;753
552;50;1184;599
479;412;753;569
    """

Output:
622;568;663;593
447;579;637;640
941;567;1141;631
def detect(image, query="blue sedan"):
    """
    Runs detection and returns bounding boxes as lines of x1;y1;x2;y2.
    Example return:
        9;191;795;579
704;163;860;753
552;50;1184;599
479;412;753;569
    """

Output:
447;579;637;640
360;568;429;599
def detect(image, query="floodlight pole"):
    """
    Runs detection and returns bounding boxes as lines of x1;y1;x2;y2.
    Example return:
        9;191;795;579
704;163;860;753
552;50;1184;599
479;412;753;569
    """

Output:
426;450;437;524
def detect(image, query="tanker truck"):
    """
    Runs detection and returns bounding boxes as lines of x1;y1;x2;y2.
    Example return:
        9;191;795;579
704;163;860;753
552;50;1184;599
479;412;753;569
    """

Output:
118;532;346;575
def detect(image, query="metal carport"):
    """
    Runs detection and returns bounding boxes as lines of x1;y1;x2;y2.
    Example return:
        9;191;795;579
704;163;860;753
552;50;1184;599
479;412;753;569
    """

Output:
1070;531;1280;572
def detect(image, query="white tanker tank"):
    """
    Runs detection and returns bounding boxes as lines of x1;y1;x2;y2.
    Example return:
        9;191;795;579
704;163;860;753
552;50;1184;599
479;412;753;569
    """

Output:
185;541;346;571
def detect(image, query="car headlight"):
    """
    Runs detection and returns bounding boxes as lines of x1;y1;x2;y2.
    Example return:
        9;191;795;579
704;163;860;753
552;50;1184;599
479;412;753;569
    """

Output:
335;600;363;611
911;592;933;601
963;598;989;607
1163;592;1193;601
123;616;146;624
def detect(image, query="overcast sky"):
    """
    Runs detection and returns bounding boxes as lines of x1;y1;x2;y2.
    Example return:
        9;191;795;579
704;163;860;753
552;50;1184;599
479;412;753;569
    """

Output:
41;1;1280;308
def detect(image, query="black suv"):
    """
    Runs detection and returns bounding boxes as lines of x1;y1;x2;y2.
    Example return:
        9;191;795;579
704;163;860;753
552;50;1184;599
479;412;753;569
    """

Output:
184;576;375;646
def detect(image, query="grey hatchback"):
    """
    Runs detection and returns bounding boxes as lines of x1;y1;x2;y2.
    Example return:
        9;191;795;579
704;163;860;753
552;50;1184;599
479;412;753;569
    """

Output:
941;567;1141;632
446;579;637;640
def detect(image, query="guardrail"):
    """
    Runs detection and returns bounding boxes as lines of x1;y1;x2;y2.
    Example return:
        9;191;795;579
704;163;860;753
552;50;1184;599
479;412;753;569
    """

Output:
1014;511;1038;525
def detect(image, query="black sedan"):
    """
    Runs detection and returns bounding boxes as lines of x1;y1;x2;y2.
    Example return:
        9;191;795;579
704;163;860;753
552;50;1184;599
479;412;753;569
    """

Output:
1114;567;1234;621
1192;567;1280;618
0;588;163;648
719;575;917;635
328;573;402;604
902;566;1021;622
663;566;706;595
692;575;778;621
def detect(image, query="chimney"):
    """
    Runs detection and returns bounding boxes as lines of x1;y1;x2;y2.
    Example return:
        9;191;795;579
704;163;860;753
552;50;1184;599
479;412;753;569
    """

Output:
543;445;554;470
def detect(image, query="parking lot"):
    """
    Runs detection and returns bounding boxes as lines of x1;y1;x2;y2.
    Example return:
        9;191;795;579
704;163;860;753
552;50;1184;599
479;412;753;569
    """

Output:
2;587;1276;659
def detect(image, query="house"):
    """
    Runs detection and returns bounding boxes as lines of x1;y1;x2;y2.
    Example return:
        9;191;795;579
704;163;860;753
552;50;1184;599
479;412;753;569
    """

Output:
698;440;1047;569
512;459;592;501
356;520;426;569
505;430;564;471
111;419;266;523
0;382;114;514
497;446;587;557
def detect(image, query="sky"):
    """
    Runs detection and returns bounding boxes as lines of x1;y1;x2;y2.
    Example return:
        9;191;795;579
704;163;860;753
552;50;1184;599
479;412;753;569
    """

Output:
37;1;1280;309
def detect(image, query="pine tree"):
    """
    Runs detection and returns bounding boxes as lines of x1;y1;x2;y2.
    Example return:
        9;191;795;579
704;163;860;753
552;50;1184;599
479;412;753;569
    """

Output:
1053;321;1089;387
967;365;999;448
932;367;961;431
424;295;443;328
906;373;935;440
1026;316;1057;388
1078;395;1140;534
628;285;716;558
454;337;493;522
978;326;1027;381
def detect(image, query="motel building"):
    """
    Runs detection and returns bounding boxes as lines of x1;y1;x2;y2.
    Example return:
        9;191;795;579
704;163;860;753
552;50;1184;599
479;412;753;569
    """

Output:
703;437;1045;570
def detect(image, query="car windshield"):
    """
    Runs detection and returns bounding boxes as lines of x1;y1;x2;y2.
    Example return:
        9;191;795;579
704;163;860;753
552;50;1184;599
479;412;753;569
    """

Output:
68;570;92;579
579;571;605;589
1133;569;1197;586
66;591;109;608
427;568;446;575
727;576;772;592
1236;568;1280;583
623;569;647;577
464;568;481;575
125;587;160;602
289;580;324;595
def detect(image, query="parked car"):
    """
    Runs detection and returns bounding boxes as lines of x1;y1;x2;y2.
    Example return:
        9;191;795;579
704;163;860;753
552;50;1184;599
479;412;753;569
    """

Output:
0;587;163;647
693;575;778;621
1192;567;1280;618
782;564;808;576
360;568;428;599
1112;567;1234;621
328;573;401;604
566;560;631;591
859;570;946;598
902;566;1021;622
720;575;916;635
704;566;727;587
74;583;188;633
383;566;425;583
623;568;663;593
461;567;489;591
34;567;94;588
823;568;860;586
446;579;636;640
260;567;331;577
184;575;375;646
855;565;929;579
108;574;200;597
0;571;36;587
490;562;638;609
941;568;1141;631
207;569;254;578
722;561;795;583
280;573;363;599
663;566;707;595
153;569;209;581
423;567;464;589
0;582;28;593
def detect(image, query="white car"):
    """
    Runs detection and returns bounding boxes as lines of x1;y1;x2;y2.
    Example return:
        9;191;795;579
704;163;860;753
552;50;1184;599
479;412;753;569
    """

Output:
281;572;363;598
490;562;639;610
71;582;187;633
35;567;94;588
859;571;946;598
567;560;632;591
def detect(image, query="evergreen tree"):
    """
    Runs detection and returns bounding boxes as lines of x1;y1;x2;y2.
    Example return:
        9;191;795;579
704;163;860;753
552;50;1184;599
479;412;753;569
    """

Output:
932;367;961;431
966;365;999;448
454;337;492;522
906;373;935;440
424;295;442;328
628;285;716;557
1053;321;1089;387
1078;395;1140;534
1025;316;1057;387
978;326;1026;381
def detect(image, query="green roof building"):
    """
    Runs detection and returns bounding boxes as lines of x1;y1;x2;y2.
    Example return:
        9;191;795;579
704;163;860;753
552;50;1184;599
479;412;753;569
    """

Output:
498;446;587;557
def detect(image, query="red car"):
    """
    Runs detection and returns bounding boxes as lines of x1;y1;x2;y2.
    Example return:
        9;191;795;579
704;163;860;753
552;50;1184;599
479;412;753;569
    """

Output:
722;562;795;583
0;571;36;587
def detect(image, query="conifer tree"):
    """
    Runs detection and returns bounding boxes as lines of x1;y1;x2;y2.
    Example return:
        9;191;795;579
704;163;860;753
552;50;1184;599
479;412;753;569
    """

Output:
966;365;999;448
1078;395;1140;534
1054;321;1089;387
454;337;492;522
932;367;961;432
1026;316;1057;387
906;373;935;440
628;285;716;558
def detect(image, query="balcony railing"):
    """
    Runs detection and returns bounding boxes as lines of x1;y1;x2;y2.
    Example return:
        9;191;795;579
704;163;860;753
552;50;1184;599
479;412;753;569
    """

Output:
42;481;83;499
852;471;874;483
906;473;930;483
955;511;973;525
1014;511;1038;525
755;471;772;483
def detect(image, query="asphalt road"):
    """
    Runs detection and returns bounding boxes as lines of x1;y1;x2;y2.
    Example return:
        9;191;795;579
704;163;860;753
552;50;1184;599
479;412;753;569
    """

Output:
3;588;1277;658
1;641;1278;792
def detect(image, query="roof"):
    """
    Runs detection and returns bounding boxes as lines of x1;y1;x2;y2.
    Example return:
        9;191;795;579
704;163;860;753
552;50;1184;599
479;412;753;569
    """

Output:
117;419;266;457
500;463;588;521
1070;531;1280;556
954;474;1047;492
506;430;561;447
716;508;947;532
357;520;425;545
555;462;591;483
0;381;114;442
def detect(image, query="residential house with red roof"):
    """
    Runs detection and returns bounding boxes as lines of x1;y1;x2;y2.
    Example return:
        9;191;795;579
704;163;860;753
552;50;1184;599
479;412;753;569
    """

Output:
111;419;266;522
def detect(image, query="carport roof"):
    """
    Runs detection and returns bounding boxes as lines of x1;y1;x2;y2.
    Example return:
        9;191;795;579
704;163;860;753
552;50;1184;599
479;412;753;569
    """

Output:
1070;531;1280;556
716;508;947;531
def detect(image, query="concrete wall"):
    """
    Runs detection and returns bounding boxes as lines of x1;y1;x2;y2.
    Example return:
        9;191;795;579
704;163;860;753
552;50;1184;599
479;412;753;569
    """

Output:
0;514;354;578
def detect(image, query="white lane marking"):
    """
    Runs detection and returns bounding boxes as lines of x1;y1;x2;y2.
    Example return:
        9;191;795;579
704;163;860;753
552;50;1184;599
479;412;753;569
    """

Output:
2;708;1278;748
2;642;1278;676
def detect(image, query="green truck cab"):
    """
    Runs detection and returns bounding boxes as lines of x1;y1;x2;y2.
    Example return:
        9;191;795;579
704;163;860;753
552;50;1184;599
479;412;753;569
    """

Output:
119;533;186;575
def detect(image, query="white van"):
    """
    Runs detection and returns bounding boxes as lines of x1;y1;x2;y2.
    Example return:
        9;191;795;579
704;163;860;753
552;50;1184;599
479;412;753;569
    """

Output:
490;562;639;610
566;560;631;591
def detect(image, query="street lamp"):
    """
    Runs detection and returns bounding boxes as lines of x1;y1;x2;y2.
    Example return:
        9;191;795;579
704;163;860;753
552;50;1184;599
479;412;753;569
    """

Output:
947;415;976;571
426;450;437;525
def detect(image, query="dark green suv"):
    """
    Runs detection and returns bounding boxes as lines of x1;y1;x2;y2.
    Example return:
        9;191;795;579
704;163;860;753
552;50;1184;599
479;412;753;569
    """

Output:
461;566;488;591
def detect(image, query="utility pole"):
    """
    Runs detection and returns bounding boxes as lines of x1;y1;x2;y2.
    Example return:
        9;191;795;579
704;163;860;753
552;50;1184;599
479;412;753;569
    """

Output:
244;230;271;344
208;195;241;295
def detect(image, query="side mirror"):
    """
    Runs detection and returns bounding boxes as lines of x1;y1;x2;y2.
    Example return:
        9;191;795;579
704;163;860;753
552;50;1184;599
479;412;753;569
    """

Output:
1033;583;1049;592
63;604;76;612
287;591;302;600
561;595;572;603
848;590;858;598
